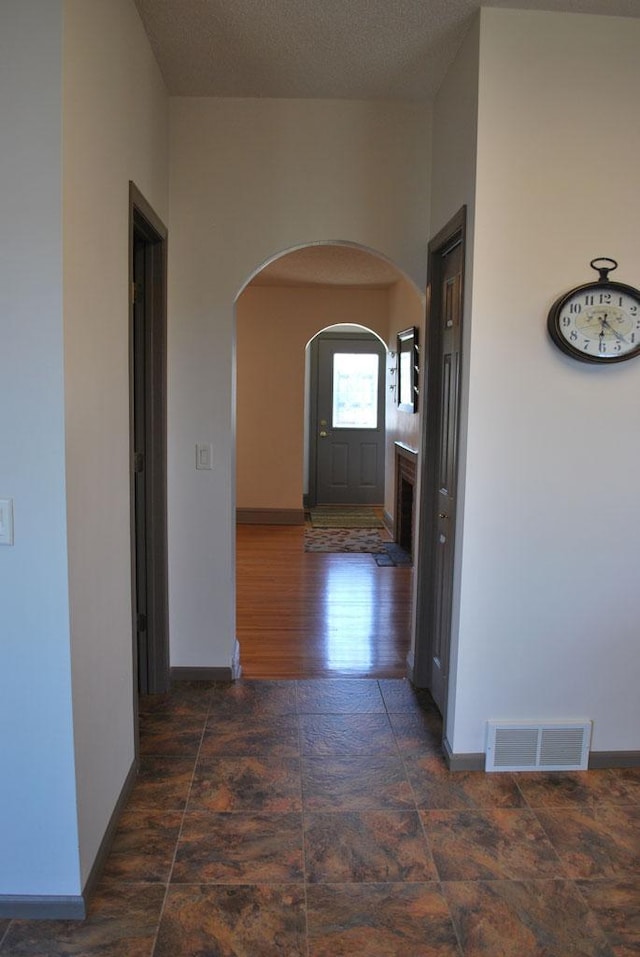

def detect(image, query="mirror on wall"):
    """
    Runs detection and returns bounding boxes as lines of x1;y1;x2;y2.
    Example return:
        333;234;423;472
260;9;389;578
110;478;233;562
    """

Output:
397;326;419;413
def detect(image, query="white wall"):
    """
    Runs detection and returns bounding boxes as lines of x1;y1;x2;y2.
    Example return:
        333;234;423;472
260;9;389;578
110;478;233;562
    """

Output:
422;17;479;728
63;0;169;882
0;0;80;896
450;10;640;755
169;98;431;669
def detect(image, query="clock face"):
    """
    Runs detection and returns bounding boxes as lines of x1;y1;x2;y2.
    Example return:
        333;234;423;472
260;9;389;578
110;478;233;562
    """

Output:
549;283;640;362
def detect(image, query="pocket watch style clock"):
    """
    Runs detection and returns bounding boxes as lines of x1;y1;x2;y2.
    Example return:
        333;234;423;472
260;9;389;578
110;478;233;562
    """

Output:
547;258;640;363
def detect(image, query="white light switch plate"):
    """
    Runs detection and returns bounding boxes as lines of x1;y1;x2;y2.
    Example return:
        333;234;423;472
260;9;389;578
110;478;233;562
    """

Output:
195;443;213;470
0;499;14;545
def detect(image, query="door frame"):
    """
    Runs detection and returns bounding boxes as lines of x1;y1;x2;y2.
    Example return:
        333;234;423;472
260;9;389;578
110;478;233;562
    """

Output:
128;182;169;700
412;207;466;723
307;330;386;508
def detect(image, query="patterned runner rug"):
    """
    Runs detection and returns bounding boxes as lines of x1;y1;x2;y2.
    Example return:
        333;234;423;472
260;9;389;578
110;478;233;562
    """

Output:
304;527;386;553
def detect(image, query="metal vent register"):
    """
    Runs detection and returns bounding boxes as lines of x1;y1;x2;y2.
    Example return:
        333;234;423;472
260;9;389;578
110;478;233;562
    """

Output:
485;720;591;772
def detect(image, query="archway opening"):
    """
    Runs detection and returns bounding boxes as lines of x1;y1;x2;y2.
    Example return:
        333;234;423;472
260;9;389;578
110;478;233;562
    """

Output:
234;241;423;678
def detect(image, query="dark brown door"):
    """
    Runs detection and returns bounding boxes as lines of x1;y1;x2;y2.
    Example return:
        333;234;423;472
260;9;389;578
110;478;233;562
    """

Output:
132;235;151;690
414;209;465;717
429;241;462;709
129;184;169;697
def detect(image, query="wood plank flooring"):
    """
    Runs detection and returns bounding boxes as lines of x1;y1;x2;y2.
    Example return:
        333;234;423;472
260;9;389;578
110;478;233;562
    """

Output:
236;524;413;679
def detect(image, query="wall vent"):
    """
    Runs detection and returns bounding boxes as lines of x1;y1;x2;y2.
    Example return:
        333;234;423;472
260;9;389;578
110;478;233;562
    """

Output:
485;720;591;772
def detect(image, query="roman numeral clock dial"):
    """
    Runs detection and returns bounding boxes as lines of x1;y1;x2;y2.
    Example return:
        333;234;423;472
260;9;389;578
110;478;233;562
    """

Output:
547;258;640;363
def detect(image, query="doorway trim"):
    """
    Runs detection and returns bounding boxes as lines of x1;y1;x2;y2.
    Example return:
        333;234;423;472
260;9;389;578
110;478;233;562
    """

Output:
128;182;170;700
411;207;466;732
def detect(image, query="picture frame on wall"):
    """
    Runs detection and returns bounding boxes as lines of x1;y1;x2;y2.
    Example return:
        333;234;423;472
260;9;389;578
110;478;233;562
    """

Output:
397;326;419;413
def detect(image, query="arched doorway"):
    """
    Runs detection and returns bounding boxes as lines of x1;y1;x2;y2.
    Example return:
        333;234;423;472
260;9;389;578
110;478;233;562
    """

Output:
234;242;424;678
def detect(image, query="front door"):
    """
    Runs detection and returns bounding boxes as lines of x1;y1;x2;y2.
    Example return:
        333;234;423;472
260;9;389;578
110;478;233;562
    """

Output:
313;333;386;505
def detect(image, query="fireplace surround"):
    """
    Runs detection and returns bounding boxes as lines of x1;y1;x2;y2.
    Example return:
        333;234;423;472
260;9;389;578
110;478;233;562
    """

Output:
394;443;417;559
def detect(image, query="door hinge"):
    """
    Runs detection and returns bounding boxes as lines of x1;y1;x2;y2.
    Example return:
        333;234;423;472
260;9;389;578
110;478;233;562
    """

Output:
137;613;147;633
133;451;145;473
130;280;139;305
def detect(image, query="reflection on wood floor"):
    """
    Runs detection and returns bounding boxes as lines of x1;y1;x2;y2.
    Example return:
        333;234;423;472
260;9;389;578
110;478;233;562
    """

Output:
236;524;413;679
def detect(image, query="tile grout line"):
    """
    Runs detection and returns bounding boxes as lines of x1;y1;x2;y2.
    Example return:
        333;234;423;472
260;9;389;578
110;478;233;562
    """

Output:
569;876;624;956
295;681;312;957
405;737;622;957
407;766;466;957
386;681;467;957
0;922;11;951
149;683;638;956
512;774;580;882
148;687;215;957
384;683;464;956
196;685;637;954
9;682;636;955
525;799;583;881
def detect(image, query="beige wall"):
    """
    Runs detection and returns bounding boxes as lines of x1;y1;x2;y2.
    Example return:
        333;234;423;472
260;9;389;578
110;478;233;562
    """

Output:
236;284;391;511
64;0;169;882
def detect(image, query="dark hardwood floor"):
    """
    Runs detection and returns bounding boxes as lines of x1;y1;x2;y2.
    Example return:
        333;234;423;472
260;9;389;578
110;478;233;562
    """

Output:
236;524;413;679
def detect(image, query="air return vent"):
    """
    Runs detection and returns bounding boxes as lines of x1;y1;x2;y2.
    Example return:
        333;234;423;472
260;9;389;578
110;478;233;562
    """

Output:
485;720;591;772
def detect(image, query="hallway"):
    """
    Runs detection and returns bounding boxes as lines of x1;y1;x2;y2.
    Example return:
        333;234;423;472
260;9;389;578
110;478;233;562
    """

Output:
1;678;638;955
236;524;413;678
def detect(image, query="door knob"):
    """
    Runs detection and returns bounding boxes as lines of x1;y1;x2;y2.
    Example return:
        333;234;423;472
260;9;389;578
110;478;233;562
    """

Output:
438;512;448;519
319;431;328;438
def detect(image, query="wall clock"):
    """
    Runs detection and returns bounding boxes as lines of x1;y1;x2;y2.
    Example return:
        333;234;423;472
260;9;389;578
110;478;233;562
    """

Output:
547;258;640;363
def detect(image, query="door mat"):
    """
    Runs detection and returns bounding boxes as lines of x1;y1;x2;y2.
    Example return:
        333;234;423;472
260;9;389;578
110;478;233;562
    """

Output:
309;507;384;529
304;527;386;553
373;543;413;567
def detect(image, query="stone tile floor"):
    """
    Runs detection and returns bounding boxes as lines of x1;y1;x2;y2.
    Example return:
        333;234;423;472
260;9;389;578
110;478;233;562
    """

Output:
1;679;639;955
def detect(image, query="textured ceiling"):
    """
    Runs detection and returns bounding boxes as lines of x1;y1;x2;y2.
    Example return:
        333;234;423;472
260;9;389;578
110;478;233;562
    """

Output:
251;245;403;289
134;0;640;100
135;0;640;287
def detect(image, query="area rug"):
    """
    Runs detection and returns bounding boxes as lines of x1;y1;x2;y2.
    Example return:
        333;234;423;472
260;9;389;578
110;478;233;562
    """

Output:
304;527;386;553
374;543;413;567
309;506;384;529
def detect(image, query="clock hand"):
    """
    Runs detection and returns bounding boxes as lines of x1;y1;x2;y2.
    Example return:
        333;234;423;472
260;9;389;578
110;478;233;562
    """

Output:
601;315;628;344
598;327;607;353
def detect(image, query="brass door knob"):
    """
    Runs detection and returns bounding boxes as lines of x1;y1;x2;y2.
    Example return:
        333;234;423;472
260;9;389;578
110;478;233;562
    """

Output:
319;431;328;438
